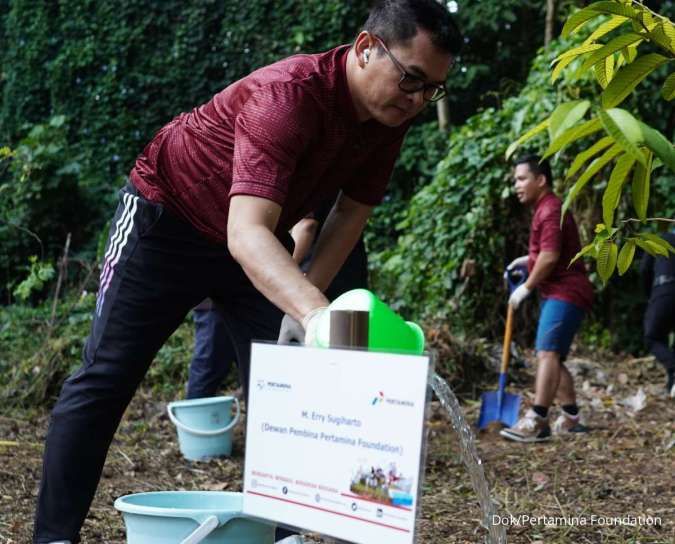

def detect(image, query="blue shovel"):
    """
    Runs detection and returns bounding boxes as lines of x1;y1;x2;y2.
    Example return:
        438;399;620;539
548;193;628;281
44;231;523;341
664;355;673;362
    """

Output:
478;266;526;429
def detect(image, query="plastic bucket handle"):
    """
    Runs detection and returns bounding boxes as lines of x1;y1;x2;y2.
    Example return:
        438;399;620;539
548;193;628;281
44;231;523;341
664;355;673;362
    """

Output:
167;398;240;437
180;514;219;544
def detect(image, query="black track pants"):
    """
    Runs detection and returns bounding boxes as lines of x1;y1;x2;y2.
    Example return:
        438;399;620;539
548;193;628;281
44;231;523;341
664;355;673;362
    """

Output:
34;185;284;543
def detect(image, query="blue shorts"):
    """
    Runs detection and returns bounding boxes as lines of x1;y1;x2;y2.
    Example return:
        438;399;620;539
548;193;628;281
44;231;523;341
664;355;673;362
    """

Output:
535;298;585;361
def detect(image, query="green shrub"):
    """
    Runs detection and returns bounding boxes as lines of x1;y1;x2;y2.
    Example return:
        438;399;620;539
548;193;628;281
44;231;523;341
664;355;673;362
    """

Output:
0;115;96;300
0;291;197;408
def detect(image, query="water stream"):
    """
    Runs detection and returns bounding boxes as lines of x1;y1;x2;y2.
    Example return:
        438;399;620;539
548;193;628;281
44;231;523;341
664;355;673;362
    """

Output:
430;371;507;544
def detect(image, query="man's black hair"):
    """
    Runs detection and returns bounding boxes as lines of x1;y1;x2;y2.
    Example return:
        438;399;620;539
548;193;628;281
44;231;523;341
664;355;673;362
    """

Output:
363;0;463;56
514;154;553;186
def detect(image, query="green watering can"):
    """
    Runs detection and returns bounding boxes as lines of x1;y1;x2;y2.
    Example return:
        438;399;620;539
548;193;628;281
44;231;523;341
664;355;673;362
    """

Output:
311;289;425;355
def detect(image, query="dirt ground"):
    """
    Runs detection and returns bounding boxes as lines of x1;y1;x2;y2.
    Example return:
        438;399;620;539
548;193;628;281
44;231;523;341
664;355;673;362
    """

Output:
1;352;673;543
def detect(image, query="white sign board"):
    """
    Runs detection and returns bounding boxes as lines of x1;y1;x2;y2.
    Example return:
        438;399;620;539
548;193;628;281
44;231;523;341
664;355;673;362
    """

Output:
243;343;430;544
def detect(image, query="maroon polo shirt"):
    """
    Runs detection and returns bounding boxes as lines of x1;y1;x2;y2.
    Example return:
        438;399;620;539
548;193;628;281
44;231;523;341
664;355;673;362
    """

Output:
528;192;594;311
130;45;409;243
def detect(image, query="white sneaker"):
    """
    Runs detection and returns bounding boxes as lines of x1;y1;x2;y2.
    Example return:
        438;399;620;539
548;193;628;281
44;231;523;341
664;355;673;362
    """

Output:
500;409;551;443
552;411;589;434
277;537;304;544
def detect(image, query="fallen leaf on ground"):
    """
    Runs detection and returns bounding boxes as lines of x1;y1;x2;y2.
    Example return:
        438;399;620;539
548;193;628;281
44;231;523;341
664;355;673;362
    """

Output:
622;388;647;414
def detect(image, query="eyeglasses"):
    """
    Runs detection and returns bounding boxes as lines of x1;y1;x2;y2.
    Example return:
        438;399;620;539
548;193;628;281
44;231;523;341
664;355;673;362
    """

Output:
373;35;448;102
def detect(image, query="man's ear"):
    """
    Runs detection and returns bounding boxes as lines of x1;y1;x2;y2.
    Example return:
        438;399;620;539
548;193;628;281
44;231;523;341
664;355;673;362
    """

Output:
354;31;374;68
536;174;548;189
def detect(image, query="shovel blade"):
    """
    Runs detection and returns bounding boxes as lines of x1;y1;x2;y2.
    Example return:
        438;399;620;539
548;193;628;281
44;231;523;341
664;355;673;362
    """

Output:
478;390;521;429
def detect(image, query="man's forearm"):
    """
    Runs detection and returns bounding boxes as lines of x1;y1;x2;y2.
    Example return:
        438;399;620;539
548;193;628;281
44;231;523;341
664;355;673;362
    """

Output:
290;218;318;264
525;251;559;290
229;225;328;321
306;196;370;292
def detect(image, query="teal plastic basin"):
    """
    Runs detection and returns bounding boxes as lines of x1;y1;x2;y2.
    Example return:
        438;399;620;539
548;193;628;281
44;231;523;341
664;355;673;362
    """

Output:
114;491;275;543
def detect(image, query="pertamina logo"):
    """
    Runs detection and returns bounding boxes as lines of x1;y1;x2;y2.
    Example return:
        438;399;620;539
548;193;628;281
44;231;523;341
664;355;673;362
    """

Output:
371;391;414;408
257;379;292;392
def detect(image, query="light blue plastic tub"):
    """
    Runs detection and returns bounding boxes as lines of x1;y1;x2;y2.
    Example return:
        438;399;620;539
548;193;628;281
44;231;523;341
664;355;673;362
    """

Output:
167;396;240;461
114;491;275;544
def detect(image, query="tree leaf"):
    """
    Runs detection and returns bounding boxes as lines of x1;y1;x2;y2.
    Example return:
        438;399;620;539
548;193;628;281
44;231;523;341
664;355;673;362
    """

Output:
639;122;675;172
601;53;669;108
594;54;615;88
562;2;637;37
596;239;618;284
641;232;675;254
621;43;639;64
631;149;652;220
577;33;644;77
617;239;636;275
602;153;636;227
570;242;596;266
552;55;579;83
588;1;637;18
661;20;675;50
562;7;607;38
548;100;591;141
662;72;675;100
584;15;630;45
562;143;624;220
552;43;604;65
635;237;669;257
566;136;615;180
599;109;646;166
542;118;603;159
636;8;655;29
506;118;550;159
647;23;675;55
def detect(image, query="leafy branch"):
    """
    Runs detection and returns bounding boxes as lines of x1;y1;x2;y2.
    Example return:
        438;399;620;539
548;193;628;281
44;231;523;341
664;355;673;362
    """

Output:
508;0;675;283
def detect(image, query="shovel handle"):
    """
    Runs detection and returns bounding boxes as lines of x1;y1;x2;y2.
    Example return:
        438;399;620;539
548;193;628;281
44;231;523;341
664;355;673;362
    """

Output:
500;304;514;374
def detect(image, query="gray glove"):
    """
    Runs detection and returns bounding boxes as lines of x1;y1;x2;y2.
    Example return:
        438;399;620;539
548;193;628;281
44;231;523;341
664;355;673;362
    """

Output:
277;314;305;344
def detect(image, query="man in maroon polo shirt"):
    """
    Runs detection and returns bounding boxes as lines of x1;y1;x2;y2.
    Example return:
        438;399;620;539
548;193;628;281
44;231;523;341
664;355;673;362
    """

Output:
34;1;462;542
500;155;593;444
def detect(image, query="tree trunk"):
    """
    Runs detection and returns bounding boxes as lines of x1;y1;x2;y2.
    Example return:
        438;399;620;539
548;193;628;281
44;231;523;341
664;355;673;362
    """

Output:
545;0;557;46
436;97;450;132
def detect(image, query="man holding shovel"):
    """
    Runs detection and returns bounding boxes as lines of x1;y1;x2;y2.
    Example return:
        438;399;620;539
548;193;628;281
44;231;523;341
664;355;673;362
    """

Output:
500;155;593;443
33;2;462;542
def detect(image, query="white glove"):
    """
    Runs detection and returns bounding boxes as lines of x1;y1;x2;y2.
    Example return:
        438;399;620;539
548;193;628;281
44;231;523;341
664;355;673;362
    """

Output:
508;284;531;309
277;314;304;344
302;306;328;346
506;255;529;271
277;307;328;345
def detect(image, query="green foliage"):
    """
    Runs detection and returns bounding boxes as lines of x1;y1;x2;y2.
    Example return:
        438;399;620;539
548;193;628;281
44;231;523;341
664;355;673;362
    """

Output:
0;1;558;294
366;121;451;256
509;0;675;283
0;292;96;408
448;0;561;123
0;291;197;408
12;256;55;302
369;17;673;347
0;0;372;295
369;38;570;328
0;115;95;300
